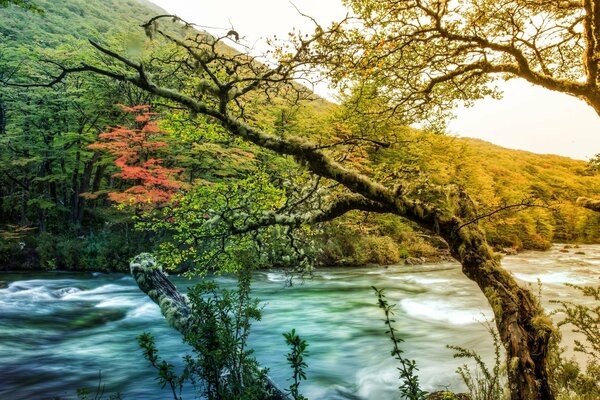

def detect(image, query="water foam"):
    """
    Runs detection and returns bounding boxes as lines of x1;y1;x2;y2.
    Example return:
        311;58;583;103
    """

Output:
126;302;161;319
513;271;592;285
401;298;492;325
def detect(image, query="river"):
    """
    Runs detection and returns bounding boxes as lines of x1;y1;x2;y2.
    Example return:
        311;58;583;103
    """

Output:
1;244;598;399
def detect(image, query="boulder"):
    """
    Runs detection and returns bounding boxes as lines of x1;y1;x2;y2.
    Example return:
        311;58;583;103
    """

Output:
405;257;425;265
501;247;518;255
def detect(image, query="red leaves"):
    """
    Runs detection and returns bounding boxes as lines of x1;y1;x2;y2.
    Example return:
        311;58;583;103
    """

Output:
90;104;184;208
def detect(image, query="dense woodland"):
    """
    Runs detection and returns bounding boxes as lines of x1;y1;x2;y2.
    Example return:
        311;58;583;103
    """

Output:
0;0;599;272
1;1;600;400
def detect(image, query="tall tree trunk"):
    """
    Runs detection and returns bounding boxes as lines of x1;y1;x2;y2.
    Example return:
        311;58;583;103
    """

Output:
440;221;553;399
0;99;6;136
75;152;100;227
70;145;81;225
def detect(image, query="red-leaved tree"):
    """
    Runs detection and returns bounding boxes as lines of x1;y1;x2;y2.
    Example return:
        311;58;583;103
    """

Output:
89;105;184;208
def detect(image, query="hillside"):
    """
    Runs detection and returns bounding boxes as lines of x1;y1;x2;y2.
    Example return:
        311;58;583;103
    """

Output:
317;131;600;266
0;0;599;272
0;0;166;46
434;137;599;245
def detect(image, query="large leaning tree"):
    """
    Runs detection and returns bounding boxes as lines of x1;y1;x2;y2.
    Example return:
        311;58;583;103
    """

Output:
13;3;600;397
304;0;600;212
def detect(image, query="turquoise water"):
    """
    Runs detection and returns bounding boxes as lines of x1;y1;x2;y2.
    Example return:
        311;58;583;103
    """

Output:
1;244;598;399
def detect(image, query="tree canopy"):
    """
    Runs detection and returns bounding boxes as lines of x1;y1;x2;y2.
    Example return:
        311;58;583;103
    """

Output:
297;0;600;126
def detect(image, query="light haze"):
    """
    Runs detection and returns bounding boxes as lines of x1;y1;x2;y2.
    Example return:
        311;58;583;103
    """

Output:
150;0;600;161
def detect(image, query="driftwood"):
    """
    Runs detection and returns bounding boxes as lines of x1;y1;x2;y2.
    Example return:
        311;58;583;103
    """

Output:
130;253;290;400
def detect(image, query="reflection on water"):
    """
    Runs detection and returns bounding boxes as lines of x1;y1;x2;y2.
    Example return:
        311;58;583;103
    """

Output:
0;244;598;399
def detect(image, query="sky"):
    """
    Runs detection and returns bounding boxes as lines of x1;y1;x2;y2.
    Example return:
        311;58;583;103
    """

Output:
149;0;600;161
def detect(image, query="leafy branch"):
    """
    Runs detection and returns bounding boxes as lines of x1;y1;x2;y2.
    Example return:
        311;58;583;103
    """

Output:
372;286;427;400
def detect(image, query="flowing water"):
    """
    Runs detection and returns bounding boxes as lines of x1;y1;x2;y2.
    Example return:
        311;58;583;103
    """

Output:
1;244;599;400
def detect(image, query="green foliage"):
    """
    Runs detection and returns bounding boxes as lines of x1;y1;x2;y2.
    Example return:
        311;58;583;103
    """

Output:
0;0;43;13
587;154;600;175
283;329;309;400
6;227;149;272
1;0;599;276
139;170;317;276
372;287;428;400
317;213;440;266
549;285;600;399
137;268;274;400
447;322;506;400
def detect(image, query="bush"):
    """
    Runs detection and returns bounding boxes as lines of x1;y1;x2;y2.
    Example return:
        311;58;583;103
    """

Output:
36;232;57;270
137;268;275;400
357;236;401;265
549;285;600;399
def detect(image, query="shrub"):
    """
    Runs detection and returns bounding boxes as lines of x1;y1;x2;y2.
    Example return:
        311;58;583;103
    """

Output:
358;236;401;265
447;322;506;400
549;285;600;399
373;286;428;400
137;268;275;400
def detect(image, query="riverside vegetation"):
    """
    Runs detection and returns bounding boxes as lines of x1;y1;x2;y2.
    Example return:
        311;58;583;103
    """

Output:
1;0;600;399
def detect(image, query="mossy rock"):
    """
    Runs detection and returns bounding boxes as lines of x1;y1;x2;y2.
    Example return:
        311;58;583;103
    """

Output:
0;281;8;289
69;308;126;329
428;392;471;400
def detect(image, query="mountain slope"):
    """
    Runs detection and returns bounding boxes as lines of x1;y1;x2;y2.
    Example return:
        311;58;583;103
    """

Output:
0;0;166;46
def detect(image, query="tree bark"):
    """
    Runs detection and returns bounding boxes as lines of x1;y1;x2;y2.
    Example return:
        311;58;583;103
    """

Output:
439;221;553;399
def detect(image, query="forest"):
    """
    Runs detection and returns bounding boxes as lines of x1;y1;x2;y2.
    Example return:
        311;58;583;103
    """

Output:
0;0;599;400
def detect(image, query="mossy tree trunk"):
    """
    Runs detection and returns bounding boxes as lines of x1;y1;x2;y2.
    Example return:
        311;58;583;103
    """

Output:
440;222;553;399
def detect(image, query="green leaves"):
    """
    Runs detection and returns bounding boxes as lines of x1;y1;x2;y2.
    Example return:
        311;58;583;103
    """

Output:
0;0;43;14
372;286;428;400
283;328;309;400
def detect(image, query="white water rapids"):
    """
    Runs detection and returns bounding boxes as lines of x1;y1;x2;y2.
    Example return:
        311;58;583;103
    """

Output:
0;244;598;399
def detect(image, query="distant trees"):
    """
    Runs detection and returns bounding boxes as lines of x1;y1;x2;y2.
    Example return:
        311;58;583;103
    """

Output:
0;51;118;231
0;0;43;13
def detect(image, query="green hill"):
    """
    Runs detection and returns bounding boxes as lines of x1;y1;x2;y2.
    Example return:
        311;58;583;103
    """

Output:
0;0;165;46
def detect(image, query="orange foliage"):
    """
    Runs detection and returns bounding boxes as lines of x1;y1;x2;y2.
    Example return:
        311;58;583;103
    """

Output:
89;105;184;208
